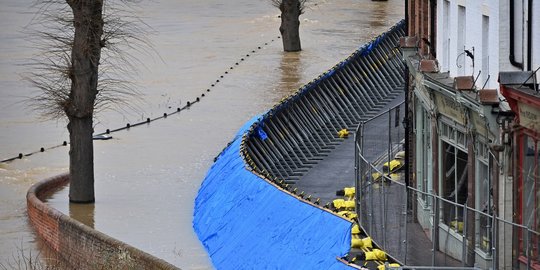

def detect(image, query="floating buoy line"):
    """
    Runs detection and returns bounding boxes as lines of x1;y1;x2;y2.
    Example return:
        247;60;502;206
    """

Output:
1;36;282;164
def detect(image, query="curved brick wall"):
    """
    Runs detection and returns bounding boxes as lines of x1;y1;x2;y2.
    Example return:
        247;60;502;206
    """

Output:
27;174;179;270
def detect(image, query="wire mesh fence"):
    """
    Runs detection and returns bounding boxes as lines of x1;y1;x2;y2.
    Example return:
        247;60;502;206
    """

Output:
354;101;408;263
354;102;540;269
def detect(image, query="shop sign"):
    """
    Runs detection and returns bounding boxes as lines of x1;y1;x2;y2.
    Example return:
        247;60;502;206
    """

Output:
471;112;489;137
433;92;466;125
518;102;540;133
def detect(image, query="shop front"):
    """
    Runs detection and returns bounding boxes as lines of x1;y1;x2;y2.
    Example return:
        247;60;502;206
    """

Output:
500;71;540;269
404;54;502;268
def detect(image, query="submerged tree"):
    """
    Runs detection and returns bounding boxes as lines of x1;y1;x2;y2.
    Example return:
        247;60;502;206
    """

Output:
26;0;149;203
271;0;307;52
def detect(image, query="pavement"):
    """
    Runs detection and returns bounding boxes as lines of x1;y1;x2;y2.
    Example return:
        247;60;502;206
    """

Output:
295;92;404;205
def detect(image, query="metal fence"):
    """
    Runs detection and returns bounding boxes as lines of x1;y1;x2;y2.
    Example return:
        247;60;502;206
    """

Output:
354;101;408;263
354;105;540;269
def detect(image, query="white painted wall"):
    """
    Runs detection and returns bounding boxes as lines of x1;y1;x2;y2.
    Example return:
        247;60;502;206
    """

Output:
436;0;500;89
532;1;540;82
487;0;500;89
435;0;538;87
499;0;520;73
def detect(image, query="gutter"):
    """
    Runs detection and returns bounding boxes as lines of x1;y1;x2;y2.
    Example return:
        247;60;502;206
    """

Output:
526;0;532;71
509;0;524;70
405;0;408;34
430;0;436;58
509;0;523;69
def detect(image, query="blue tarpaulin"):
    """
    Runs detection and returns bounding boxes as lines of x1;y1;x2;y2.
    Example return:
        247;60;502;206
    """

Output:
193;115;354;270
256;124;268;141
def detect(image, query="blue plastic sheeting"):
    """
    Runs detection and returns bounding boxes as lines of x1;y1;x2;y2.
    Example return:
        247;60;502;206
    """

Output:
193;116;354;270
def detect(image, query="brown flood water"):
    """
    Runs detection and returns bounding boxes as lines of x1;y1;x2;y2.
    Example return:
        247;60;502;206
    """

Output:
0;0;403;268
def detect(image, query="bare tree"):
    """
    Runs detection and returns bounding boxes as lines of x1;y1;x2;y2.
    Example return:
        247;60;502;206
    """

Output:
26;0;150;203
271;0;307;52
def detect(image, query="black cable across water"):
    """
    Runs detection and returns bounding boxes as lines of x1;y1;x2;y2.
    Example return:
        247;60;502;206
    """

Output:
1;36;282;164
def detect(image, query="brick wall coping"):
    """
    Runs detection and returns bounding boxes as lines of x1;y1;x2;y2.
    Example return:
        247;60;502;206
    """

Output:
27;173;180;270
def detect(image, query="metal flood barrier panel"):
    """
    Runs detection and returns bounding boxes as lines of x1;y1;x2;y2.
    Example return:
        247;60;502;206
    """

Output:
243;20;406;186
194;20;406;269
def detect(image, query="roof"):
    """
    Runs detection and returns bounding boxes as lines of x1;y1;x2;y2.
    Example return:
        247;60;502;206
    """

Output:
499;71;540;99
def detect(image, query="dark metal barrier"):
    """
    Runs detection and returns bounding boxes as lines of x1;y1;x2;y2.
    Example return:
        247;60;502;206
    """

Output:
241;20;406;190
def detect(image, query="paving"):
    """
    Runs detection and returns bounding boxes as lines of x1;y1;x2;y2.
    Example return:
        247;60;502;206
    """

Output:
295;92;404;205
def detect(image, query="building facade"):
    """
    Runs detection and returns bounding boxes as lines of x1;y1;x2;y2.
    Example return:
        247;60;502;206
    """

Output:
403;0;539;269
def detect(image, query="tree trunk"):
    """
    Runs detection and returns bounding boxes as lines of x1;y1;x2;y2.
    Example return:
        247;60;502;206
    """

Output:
68;116;95;203
279;0;302;52
66;0;104;203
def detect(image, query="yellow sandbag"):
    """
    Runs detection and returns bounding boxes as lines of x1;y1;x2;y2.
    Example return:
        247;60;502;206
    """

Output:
337;129;349;138
365;249;387;261
343;187;355;197
383;159;402;173
351;224;361;235
333;199;355;209
450;220;464;232
351;237;372;249
337;211;357;219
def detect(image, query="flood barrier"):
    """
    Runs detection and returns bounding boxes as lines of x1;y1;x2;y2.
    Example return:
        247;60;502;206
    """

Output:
242;21;405;186
194;20;405;269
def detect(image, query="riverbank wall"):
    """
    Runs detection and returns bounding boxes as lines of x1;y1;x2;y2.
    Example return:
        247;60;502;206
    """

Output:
27;174;178;270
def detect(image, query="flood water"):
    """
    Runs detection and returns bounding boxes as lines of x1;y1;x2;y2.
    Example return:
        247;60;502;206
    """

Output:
0;0;403;268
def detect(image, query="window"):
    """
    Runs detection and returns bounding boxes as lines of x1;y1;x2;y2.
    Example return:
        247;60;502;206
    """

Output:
440;121;467;149
415;102;431;203
457;5;466;76
441;141;468;231
481;15;490;87
519;135;540;260
442;0;450;72
476;142;491;253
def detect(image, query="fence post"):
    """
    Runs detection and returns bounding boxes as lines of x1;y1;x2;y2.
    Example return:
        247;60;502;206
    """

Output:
360;121;365;157
355;125;360;222
369;165;374;236
492;212;497;270
384;108;392;250
487;211;493;256
527;229;531;269
380;171;386;250
432;195;437;267
403;185;408;264
388;106;392;176
462;202;468;267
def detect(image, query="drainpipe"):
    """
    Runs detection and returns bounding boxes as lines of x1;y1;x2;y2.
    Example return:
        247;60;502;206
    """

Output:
509;0;524;70
405;0;409;35
430;0;436;58
527;0;532;71
404;66;410;188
